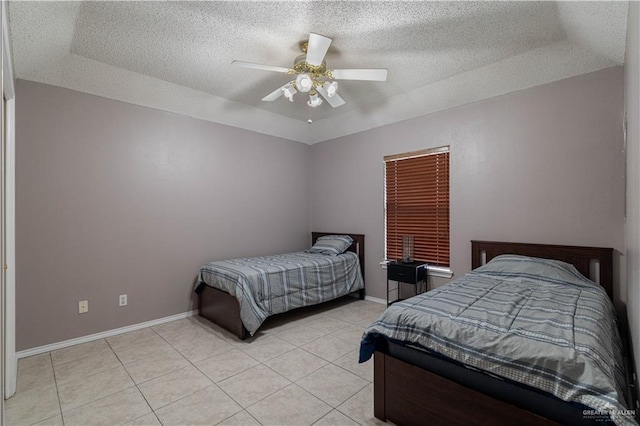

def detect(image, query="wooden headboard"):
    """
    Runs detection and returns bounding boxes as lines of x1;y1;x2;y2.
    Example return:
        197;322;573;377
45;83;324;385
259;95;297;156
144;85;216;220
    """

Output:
471;240;614;300
312;232;365;281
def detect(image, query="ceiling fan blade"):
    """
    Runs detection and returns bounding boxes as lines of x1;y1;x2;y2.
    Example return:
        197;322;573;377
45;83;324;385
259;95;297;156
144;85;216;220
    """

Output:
316;86;346;108
331;69;388;81
305;33;332;66
261;85;286;102
232;60;290;73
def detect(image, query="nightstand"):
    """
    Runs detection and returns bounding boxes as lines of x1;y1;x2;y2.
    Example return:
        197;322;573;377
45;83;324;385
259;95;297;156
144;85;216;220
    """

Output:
386;261;428;306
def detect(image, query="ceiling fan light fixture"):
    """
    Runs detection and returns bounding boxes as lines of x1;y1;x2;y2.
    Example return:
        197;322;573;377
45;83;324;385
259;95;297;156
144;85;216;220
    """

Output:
235;32;387;115
307;92;323;107
323;81;338;97
295;73;313;93
282;83;297;101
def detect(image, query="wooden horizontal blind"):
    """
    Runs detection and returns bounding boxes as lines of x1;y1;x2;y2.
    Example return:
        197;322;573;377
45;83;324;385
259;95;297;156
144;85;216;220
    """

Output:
385;147;450;266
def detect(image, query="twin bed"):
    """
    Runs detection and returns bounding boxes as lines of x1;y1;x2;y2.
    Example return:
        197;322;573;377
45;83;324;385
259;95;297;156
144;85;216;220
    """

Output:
194;236;638;425
361;241;638;425
194;232;365;339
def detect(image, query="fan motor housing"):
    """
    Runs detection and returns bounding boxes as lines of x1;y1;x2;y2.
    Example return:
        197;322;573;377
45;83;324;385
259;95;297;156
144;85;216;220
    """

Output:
292;55;328;77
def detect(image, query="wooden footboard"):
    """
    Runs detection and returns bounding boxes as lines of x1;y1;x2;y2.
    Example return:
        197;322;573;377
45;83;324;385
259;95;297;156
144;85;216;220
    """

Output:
198;285;248;340
374;351;561;426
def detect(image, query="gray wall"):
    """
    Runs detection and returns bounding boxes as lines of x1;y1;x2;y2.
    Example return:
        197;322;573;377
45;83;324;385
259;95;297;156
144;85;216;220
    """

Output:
625;1;640;378
15;80;311;351
16;66;627;352
310;67;625;304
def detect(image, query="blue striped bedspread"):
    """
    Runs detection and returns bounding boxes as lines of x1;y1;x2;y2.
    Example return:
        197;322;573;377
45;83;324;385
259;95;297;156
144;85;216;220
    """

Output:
360;255;637;425
195;251;363;335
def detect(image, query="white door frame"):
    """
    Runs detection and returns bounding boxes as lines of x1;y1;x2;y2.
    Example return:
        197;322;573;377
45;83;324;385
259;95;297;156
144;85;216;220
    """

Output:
2;0;16;401
0;56;4;426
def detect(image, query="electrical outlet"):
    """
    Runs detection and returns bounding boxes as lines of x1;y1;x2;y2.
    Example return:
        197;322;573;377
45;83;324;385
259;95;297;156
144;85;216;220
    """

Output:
78;300;88;314
119;294;127;307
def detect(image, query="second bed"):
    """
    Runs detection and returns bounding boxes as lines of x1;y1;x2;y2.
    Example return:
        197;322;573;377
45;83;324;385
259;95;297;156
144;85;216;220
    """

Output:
195;232;365;339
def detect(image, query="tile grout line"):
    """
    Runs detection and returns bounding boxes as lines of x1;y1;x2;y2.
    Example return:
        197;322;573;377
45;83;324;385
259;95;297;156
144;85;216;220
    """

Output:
193;334;333;416
110;331;207;423
147;321;256;424
26;352;66;426
46;351;66;426
53;339;141;421
242;336;372;416
187;321;339;423
103;337;159;425
183;344;266;425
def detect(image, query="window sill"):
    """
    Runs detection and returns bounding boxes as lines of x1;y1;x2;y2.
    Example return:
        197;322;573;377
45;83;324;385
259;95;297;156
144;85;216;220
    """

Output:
379;260;453;279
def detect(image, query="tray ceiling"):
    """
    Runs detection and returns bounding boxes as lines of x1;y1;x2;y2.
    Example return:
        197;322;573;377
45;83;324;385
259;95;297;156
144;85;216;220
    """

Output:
8;1;628;144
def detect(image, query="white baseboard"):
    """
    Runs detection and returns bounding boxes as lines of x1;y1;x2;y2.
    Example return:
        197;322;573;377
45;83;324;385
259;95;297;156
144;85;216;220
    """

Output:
18;295;385;360
16;310;198;359
365;295;386;305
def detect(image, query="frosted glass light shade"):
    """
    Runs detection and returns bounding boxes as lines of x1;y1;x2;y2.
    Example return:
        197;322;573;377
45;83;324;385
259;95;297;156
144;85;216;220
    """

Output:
323;81;338;97
282;83;297;101
307;93;323;107
296;73;313;92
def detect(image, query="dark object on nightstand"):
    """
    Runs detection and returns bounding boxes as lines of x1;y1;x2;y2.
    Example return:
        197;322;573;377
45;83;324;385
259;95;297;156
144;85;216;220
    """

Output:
386;261;427;306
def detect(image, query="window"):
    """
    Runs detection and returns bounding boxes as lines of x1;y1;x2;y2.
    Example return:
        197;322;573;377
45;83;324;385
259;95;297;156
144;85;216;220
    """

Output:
385;146;450;267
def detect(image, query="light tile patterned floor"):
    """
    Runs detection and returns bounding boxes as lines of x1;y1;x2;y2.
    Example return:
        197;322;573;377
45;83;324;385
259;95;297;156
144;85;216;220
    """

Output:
6;298;389;426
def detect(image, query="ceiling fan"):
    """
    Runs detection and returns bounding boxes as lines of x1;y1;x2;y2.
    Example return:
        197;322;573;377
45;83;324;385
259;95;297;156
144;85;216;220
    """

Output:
232;33;387;110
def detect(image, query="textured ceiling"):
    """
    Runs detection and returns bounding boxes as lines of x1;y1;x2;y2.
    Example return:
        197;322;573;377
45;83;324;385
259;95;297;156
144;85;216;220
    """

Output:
8;1;629;144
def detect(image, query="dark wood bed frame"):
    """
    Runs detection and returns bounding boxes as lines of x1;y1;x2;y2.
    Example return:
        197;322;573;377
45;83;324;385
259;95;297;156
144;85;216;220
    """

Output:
197;232;365;340
373;240;637;425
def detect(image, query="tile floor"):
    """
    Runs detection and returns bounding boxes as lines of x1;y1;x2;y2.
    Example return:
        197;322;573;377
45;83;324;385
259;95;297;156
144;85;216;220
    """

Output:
5;297;388;426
